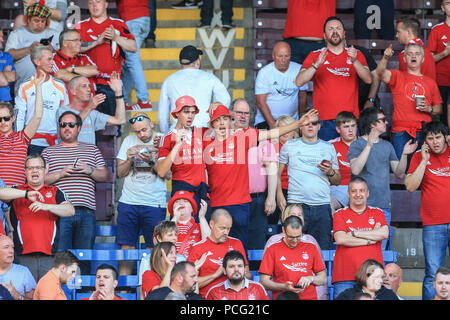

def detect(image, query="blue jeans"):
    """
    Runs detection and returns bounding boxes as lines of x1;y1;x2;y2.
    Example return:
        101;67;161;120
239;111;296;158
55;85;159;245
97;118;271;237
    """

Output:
333;281;355;300
422;223;450;300
58;207;96;251
212;203;250;251
247;193;268;250
301;203;333;250
391;131;422;162
122;16;150;103
318;120;340;141
116;202;166;248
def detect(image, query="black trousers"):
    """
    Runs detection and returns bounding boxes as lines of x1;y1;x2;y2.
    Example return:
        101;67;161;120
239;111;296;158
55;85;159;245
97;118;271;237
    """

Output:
201;0;233;25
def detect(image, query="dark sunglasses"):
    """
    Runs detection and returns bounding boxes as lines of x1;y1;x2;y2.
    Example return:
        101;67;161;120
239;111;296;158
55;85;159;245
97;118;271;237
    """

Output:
59;122;78;128
304;120;320;126
0;116;11;122
129;115;149;124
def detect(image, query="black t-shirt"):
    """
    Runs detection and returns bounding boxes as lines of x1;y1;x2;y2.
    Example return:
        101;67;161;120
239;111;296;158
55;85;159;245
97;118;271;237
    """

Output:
145;286;203;300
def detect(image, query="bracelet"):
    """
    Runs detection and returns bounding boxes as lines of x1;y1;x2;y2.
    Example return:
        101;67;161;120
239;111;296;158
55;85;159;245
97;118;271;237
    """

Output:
115;94;124;99
311;63;318;70
88;167;94;175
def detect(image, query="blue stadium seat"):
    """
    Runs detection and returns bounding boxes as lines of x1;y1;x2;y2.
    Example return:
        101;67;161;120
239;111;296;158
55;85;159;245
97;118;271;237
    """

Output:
95;225;117;237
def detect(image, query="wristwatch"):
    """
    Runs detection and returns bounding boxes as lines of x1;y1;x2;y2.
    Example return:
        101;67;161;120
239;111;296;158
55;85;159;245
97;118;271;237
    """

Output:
71;65;75;73
367;97;375;103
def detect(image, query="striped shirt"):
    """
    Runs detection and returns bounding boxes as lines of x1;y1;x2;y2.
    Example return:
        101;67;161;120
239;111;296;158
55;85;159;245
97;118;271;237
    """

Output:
176;218;201;258
41;143;106;210
0;130;31;186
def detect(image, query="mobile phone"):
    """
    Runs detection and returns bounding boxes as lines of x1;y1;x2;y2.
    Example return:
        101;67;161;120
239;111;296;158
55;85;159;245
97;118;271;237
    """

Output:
73;157;79;168
293;284;303;289
40;35;53;46
320;159;331;166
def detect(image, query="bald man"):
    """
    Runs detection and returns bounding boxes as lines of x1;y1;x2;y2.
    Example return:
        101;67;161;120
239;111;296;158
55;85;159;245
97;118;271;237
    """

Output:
255;41;308;129
384;263;404;300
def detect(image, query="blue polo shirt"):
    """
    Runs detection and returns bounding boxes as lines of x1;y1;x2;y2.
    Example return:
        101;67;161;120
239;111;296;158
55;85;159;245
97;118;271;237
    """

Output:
0;51;15;102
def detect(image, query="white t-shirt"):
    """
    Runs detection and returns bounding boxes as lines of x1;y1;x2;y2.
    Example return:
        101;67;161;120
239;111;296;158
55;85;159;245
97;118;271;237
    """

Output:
157;68;231;134
254;61;308;125
116;133;167;207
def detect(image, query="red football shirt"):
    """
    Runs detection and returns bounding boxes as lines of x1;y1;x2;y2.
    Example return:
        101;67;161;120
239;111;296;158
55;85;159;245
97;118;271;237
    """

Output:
283;0;336;39
302;47;368;121
116;0;149;22
158;127;207;187
205;279;269;300
259;239;325;300
141;269;162;299
398;47;437;81
52;50;97;94
176;218;202;258
332;206;387;283
426;22;450;86
388;70;442;136
329;137;352;185
187;236;248;298
203;127;259;207
75;17;135;85
12;184;67;255
407;147;450;226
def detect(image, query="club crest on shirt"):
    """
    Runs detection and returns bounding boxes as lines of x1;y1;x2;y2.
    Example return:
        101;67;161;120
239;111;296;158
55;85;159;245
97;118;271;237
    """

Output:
302;252;309;260
45;191;53;199
368;217;375;225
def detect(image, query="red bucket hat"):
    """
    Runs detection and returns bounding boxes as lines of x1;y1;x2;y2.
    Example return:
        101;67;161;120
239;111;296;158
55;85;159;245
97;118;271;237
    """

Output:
209;104;231;124
171;96;199;119
168;191;198;216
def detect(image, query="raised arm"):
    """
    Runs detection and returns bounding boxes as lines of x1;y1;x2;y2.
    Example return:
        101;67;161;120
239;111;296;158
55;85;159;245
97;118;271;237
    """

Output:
376;44;394;84
295;49;328;87
23;70;45;138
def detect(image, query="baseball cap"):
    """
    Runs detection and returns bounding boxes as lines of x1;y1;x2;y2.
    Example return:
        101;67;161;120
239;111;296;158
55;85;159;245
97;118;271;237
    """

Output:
209;104;231;124
25;3;51;19
168;191;198;216
171;95;199;119
179;45;203;65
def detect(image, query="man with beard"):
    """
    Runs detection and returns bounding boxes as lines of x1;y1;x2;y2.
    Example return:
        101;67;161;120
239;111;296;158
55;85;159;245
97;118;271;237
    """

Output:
187;209;251;298
146;261;202;300
205;250;268;300
405;121;450;300
296;16;372;141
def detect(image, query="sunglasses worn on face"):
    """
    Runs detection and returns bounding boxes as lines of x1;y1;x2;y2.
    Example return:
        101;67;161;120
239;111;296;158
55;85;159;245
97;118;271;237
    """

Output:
59;122;78;128
0;116;11;122
129;115;149;124
304;120;320;126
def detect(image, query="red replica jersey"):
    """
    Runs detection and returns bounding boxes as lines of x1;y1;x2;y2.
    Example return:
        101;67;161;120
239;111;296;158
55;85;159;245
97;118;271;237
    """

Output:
259;239;325;300
0;219;4;235
332;206;387;283
75;17;135;86
398;47;437;81
302;47;368;121
116;0;149;21
426;22;450;86
388;70;442;135
176;218;202;258
283;0;336;39
12;184;67;255
205;279;269;300
329;137;352;185
142;269;161;299
187;236;248;298
0;130;31;186
52;50;97;94
158;127;207;187
407;147;450;226
203;127;259;207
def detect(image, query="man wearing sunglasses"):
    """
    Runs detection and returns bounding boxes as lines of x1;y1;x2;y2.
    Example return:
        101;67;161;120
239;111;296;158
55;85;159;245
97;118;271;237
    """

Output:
41;111;109;273
277;108;341;251
56;72;125;145
115;111;167;275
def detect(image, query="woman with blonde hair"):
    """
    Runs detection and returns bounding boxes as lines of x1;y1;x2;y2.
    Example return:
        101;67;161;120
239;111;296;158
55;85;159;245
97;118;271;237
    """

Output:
264;203;329;299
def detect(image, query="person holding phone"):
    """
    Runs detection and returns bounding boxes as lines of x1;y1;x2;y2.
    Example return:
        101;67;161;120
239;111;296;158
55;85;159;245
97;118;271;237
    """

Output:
405;121;450;300
277;108;341;250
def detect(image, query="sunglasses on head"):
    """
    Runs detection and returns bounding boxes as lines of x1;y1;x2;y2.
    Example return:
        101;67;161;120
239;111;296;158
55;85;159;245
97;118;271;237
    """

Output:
129;115;149;124
0;116;11;122
59;122;78;128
